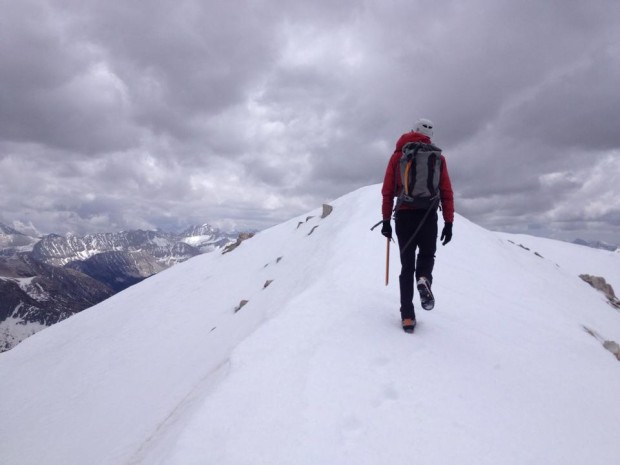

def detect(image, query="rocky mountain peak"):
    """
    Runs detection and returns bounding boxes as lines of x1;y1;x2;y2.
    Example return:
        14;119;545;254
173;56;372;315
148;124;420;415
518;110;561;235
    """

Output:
180;224;219;237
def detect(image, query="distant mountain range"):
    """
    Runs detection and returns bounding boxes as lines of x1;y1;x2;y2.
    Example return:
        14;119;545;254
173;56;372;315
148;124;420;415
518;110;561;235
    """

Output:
0;222;240;351
572;238;619;252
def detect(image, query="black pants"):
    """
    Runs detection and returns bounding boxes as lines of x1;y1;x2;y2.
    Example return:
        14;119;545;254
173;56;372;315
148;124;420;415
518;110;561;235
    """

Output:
395;209;438;320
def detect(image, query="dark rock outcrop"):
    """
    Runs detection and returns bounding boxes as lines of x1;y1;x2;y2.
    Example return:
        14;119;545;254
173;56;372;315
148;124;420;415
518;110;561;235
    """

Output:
579;274;620;309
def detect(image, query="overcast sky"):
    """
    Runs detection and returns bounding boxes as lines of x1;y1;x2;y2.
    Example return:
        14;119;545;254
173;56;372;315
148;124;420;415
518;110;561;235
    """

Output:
1;0;619;243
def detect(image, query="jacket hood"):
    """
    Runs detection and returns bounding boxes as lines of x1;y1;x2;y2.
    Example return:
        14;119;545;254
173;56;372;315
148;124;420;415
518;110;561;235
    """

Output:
395;131;431;152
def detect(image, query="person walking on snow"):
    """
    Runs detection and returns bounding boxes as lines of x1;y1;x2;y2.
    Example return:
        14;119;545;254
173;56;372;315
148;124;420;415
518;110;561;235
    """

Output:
380;118;454;333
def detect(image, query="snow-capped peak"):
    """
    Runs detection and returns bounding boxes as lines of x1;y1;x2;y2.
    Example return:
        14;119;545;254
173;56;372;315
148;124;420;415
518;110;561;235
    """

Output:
180;223;218;237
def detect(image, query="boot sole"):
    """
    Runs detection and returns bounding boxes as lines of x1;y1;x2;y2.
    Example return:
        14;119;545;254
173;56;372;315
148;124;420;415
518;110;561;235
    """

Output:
417;282;435;311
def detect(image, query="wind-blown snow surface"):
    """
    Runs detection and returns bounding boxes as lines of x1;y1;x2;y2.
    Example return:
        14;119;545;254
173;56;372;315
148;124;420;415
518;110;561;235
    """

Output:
1;185;620;465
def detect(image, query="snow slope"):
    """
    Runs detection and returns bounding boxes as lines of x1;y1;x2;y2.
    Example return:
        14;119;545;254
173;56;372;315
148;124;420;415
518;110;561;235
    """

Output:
498;232;620;293
1;185;619;465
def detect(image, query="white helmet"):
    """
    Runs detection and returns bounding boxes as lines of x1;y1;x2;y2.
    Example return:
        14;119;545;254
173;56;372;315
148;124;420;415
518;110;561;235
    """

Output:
414;118;434;138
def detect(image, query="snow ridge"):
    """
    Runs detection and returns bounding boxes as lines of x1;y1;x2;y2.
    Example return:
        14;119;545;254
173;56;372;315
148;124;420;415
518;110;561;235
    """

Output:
1;185;619;465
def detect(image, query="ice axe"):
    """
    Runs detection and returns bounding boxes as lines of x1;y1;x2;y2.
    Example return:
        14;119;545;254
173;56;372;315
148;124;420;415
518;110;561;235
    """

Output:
385;236;390;286
371;220;392;286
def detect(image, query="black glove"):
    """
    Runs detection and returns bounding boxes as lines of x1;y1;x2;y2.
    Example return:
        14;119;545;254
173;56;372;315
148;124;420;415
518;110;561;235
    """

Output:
441;222;453;245
381;220;392;240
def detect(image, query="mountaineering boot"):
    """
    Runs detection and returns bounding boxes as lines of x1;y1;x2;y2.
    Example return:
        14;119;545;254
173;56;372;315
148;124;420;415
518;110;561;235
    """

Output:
402;318;416;333
417;277;435;311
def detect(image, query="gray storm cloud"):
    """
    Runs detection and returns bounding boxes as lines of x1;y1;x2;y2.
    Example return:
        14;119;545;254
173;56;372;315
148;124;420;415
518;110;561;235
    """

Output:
0;0;619;243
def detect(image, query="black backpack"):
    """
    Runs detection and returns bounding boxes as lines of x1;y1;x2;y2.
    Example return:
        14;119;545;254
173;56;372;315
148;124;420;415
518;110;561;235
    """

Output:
395;142;442;210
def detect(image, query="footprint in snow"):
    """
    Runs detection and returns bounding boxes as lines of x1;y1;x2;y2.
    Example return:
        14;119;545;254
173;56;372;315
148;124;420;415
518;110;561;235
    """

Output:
370;382;400;408
341;414;363;439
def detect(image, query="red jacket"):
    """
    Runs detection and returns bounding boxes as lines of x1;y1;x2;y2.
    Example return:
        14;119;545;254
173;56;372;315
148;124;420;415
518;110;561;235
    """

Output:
381;131;454;223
